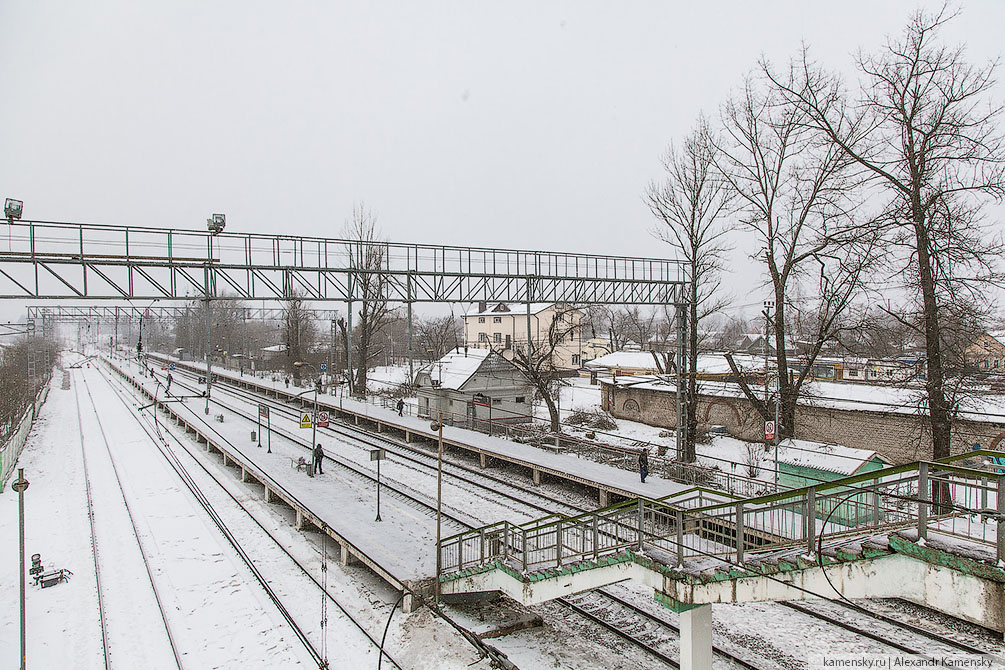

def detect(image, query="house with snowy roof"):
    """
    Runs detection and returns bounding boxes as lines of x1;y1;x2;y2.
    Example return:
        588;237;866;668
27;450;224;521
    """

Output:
774;438;890;488
413;347;534;429
774;438;891;525
462;302;584;371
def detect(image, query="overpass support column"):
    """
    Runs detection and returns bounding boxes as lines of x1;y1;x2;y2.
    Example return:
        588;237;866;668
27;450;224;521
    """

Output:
680;604;712;670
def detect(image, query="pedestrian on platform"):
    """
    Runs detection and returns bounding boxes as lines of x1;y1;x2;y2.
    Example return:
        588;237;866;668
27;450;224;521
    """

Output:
397;398;404;416
313;443;324;475
639;448;649;483
166;373;173;395
285;376;290;389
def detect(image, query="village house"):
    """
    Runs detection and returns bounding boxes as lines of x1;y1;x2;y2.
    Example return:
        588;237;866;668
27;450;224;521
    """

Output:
414;347;534;430
462;302;584;371
965;331;1005;372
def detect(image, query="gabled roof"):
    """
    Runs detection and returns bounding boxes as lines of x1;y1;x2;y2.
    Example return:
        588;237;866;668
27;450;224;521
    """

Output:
464;302;562;317
415;347;493;390
775;438;890;476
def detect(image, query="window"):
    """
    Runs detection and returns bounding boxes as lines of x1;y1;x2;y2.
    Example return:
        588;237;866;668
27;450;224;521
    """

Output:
515;396;526;404
493;333;502;343
572;354;580;365
478;332;488;342
492;398;501;405
478;317;485;323
493;316;502;323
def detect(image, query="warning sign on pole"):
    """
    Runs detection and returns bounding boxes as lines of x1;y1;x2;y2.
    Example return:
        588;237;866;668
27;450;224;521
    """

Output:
258;404;269;419
316;411;329;428
764;421;776;441
300;413;312;429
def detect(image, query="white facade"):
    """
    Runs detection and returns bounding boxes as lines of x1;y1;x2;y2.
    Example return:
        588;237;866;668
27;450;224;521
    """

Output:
462;302;584;371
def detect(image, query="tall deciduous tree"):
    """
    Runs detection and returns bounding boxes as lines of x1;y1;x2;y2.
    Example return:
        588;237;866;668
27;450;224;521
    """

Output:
504;305;580;432
283;293;315;379
343;204;395;395
713;73;875;438
646;120;732;462
769;7;1005;460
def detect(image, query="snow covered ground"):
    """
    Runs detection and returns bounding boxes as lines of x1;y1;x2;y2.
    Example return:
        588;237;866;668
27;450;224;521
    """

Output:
0;359;495;669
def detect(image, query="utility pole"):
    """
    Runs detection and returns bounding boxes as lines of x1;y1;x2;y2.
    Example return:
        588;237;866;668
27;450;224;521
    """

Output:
435;412;444;604
329;319;336;388
13;469;29;670
346;299;354;396
675;298;688;461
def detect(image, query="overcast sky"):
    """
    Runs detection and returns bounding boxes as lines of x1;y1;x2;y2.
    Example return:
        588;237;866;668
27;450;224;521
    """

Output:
1;1;1003;324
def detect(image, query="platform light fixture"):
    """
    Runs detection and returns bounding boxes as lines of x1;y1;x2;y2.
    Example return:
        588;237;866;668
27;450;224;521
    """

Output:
5;198;23;223
207;213;226;235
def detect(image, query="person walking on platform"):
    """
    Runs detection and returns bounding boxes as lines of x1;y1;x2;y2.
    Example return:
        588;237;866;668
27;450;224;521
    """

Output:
166;373;173;395
313;443;324;475
397;398;404;416
285;376;290;389
639;448;649;483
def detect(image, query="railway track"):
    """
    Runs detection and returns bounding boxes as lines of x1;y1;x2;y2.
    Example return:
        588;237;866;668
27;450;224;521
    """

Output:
136;356;1003;667
137;361;767;668
75;376;186;669
157;365;553;527
96;364;410;669
87;367;363;669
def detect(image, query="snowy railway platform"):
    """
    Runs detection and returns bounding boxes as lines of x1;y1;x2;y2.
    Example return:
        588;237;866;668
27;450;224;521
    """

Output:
107;357;444;611
145;353;694;506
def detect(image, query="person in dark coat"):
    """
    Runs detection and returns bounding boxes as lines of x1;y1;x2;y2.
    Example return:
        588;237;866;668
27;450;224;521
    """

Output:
285;376;290;389
639;448;649;483
166;373;173;395
313;443;324;475
397;398;404;416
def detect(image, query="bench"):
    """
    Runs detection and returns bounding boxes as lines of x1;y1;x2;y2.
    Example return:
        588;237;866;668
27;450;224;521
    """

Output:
39;569;72;588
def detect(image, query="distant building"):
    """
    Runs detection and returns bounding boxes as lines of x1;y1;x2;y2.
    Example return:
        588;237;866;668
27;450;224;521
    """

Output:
414;347;534;429
585;351;764;380
462;302;584;371
260;343;288;362
581;337;612;363
965;332;1005;372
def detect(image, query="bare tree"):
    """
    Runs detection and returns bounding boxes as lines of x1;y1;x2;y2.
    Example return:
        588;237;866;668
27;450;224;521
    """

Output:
415;315;461;362
0;335;57;444
342;204;396;395
646;119;733;461
284;294;316;379
769;7;1005;460
503;305;580;432
714;73;876;437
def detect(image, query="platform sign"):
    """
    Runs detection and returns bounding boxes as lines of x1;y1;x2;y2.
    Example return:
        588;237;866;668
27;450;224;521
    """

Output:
370;448;386;461
316;411;329;428
300;412;312;429
764;421;776;441
320;363;327;372
168;363;175;371
258;404;269;419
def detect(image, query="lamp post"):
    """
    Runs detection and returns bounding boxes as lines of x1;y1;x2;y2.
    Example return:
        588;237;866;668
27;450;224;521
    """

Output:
205;213;225;416
12;469;29;670
294;361;319;476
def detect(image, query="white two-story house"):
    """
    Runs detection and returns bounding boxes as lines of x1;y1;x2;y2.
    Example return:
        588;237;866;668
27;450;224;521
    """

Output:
462;302;584;371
